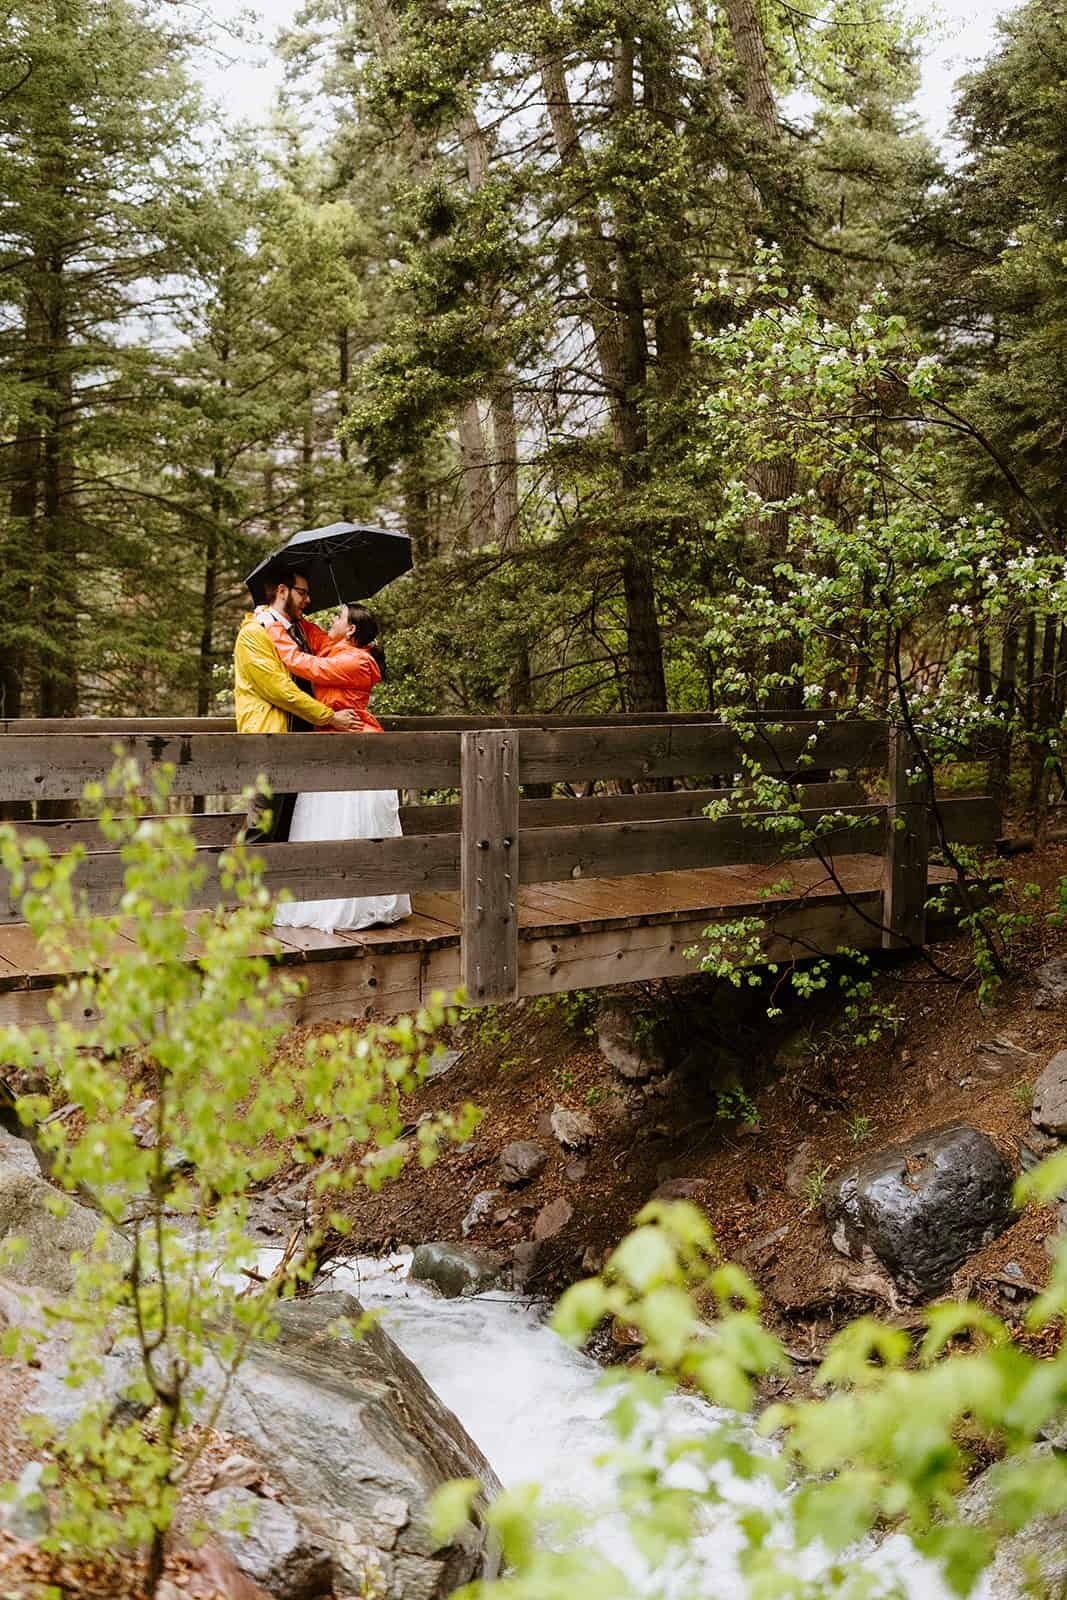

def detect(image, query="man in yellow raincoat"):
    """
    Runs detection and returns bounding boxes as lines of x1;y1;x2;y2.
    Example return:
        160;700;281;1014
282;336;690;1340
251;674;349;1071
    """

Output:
235;567;359;840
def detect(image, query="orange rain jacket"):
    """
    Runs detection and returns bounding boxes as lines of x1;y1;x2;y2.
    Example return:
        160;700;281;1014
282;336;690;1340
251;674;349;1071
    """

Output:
266;623;384;732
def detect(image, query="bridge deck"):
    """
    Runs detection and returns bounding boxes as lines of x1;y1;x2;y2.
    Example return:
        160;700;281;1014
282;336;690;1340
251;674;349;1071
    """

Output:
0;855;954;1031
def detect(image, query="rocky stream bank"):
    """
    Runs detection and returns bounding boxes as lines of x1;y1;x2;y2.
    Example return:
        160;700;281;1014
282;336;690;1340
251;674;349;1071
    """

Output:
4;848;1067;1598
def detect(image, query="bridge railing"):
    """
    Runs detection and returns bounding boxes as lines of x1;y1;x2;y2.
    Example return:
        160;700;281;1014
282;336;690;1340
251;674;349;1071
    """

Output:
0;716;998;1004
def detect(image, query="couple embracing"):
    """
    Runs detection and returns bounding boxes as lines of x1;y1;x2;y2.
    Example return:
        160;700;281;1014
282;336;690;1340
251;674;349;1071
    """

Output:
233;565;411;935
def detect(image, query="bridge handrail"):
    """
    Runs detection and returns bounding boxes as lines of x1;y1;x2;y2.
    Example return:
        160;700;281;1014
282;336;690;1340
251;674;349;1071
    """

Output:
0;720;890;805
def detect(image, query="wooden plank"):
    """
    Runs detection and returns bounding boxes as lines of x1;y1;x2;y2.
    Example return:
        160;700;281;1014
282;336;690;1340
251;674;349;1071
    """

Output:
406;892;463;930
882;726;930;950
0;923;141;988
518;722;887;785
8;781;870;850
519;806;886;885
0;731;462;804
12;813;243;850
460;730;519;1005
0;834;460;925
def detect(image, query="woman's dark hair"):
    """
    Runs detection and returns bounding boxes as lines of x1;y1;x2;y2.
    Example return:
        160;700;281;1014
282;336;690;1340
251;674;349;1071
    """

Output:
344;603;386;680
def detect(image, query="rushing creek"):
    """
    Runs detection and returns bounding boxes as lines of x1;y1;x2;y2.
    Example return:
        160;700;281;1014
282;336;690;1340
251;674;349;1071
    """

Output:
297;1253;969;1600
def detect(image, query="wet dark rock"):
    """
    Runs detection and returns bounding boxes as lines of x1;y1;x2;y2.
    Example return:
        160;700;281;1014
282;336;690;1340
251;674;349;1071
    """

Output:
549;1105;595;1150
1033;1049;1067;1137
1033;960;1067;1010
498;1141;548;1186
409;1241;505;1298
205;1487;331;1600
533;1196;573;1242
596;1000;668;1082
826;1122;1015;1300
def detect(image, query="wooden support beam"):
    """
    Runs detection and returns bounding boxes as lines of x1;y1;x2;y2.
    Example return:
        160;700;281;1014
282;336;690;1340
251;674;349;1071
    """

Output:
461;730;519;1005
882;726;930;949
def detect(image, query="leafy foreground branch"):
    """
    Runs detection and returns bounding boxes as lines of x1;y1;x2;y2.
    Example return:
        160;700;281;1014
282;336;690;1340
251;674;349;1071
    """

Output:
439;1187;1067;1600
0;760;476;1593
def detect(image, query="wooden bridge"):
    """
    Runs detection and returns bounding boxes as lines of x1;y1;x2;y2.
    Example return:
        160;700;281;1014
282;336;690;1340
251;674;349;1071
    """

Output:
0;714;998;1031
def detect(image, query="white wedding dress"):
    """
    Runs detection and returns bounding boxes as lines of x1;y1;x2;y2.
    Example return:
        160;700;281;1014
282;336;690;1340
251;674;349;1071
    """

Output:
273;788;412;934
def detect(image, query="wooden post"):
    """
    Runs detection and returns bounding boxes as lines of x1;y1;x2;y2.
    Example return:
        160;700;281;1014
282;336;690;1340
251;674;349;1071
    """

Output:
461;730;519;1004
882;725;930;949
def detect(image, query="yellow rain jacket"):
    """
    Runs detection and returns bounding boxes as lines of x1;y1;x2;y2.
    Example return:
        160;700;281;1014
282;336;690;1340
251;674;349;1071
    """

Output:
233;612;334;734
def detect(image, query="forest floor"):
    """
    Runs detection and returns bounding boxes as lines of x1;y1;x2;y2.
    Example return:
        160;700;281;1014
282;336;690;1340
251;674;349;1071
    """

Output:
280;842;1067;1361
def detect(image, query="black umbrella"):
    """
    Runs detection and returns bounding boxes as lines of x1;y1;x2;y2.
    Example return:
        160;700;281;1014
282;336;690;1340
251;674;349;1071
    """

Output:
244;521;412;607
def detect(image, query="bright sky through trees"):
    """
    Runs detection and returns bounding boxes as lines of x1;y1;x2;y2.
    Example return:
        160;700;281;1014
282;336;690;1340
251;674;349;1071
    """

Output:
201;0;1018;144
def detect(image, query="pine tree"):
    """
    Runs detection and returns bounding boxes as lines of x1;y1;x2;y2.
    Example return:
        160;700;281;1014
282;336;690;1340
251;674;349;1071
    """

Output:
0;0;204;717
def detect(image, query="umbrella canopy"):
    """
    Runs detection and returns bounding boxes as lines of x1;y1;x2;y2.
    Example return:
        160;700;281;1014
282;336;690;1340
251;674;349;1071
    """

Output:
244;522;412;608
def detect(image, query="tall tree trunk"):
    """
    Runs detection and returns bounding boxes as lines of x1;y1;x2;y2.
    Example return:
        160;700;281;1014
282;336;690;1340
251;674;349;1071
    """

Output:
301;398;315;527
458;399;495;549
402;452;435;564
1;407;39;720
539;28;666;709
1030;613;1059;816
338;326;352;520
197;472;223;719
459;112;522;554
721;0;801;708
38;248;78;721
491;385;520;549
990;622;1019;816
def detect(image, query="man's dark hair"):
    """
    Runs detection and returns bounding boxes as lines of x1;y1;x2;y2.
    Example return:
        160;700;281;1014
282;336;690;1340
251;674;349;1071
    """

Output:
261;567;308;606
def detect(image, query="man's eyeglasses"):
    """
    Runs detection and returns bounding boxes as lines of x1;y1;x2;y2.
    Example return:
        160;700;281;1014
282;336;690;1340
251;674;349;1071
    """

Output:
290;586;311;599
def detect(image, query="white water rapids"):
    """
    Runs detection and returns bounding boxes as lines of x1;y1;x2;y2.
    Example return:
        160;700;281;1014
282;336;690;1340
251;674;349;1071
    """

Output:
302;1253;972;1600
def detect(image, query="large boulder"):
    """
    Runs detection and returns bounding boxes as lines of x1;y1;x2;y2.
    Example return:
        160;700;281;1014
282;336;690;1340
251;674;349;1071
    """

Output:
27;1289;500;1600
216;1293;501;1600
825;1122;1015;1300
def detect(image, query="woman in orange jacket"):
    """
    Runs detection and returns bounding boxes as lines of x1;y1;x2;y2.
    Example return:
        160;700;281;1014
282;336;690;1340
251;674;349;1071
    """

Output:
267;604;412;933
266;602;386;731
